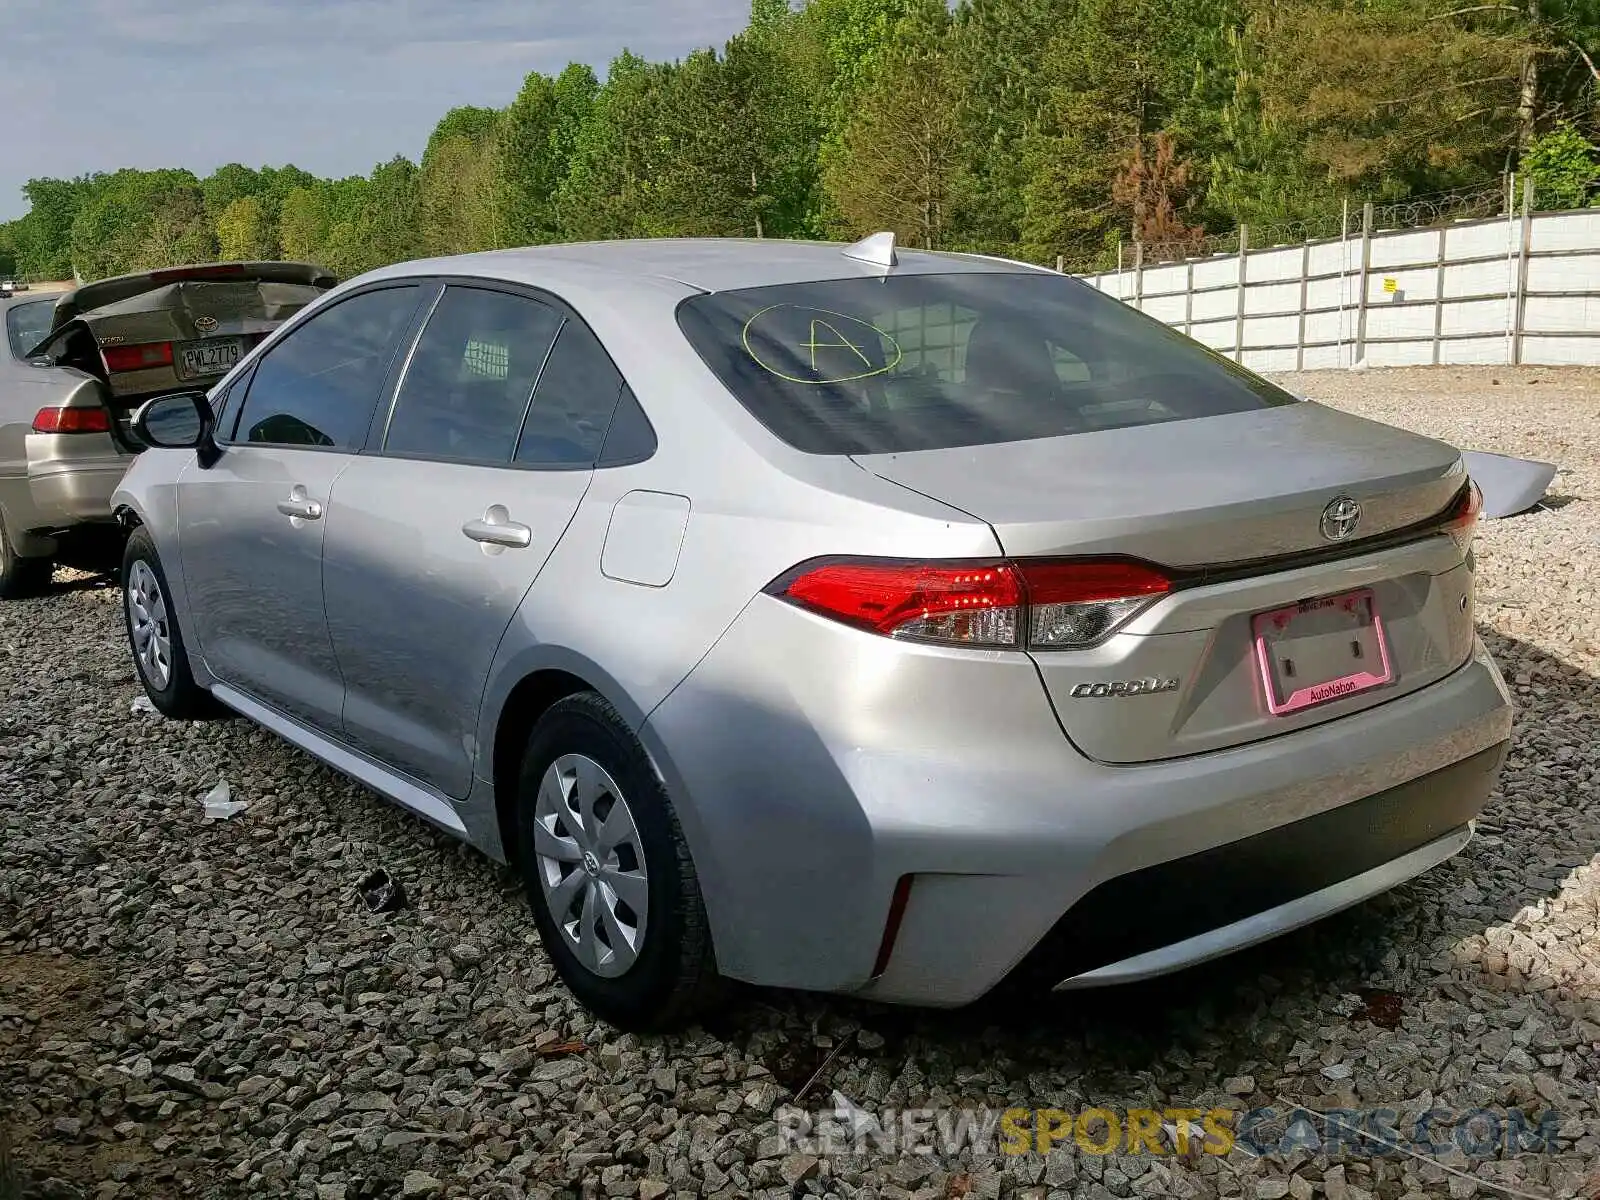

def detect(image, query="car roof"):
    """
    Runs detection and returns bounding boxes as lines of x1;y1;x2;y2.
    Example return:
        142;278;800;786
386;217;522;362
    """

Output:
359;237;1048;296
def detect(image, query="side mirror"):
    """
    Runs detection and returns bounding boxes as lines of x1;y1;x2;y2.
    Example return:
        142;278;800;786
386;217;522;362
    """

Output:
133;391;217;460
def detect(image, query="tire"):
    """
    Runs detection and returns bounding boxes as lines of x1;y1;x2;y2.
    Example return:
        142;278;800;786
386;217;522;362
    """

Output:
516;692;719;1031
0;517;52;600
122;526;227;720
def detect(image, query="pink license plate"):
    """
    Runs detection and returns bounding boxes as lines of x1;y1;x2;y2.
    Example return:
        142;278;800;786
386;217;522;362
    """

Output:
1252;588;1393;715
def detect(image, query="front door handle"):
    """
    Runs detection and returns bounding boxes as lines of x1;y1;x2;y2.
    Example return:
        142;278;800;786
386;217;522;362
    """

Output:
276;485;323;521
462;504;532;550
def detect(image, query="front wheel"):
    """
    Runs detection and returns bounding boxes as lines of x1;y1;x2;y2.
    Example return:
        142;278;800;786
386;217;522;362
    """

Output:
122;527;228;720
516;693;719;1031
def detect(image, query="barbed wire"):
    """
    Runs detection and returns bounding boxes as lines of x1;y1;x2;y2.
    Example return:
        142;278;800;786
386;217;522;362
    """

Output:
1071;180;1514;273
1371;182;1507;231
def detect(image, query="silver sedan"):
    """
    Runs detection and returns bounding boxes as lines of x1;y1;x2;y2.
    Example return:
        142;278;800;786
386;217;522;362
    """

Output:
111;235;1514;1030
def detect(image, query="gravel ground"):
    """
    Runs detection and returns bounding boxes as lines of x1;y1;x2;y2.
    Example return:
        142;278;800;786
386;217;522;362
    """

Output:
3;364;1600;1200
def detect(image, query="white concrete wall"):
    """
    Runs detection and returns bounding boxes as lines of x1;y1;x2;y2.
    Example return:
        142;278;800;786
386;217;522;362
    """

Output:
1077;208;1600;369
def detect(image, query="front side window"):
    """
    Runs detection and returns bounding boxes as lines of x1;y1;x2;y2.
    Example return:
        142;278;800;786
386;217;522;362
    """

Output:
5;299;55;360
233;285;421;450
384;286;563;465
675;271;1299;455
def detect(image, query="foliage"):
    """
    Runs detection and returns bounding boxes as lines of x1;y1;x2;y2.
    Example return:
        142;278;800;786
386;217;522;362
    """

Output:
0;221;17;277
5;0;1599;280
419;133;504;255
215;195;278;260
823;0;962;248
1519;121;1600;206
69;169;215;278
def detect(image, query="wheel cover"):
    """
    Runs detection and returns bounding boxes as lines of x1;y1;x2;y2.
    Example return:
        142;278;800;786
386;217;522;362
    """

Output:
126;559;172;692
532;753;649;979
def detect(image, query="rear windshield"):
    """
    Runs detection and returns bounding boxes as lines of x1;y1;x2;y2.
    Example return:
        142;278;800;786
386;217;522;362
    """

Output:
5;299;55;360
675;271;1299;454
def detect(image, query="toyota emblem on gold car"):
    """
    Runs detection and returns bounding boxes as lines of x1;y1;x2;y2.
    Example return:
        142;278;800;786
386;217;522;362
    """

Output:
194;315;219;333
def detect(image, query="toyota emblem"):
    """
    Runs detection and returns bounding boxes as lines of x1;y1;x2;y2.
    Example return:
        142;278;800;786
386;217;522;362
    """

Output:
194;315;218;333
1320;495;1362;542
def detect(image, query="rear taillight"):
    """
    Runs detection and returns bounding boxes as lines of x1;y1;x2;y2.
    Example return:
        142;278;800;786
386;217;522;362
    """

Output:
32;406;111;434
1022;560;1173;647
1444;479;1483;556
102;341;174;373
772;557;1172;650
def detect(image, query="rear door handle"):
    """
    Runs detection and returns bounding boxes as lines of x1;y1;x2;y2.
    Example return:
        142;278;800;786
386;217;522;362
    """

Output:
276;486;323;521
462;504;532;550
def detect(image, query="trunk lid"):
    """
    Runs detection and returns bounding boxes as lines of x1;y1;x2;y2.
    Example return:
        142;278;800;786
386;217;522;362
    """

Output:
28;262;335;405
853;402;1479;764
850;401;1465;566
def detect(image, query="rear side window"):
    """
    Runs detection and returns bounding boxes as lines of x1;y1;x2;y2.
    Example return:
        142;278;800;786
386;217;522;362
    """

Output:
5;299;55;360
675;272;1298;454
514;319;624;468
233;285;421;450
384;286;563;465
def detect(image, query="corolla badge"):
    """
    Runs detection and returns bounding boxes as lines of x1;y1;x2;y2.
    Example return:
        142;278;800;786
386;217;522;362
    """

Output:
1070;677;1180;699
194;315;219;333
1320;495;1362;542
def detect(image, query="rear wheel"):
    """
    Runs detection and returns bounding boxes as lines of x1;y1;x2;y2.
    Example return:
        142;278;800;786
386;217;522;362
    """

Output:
516;693;718;1031
122;527;227;720
0;518;52;600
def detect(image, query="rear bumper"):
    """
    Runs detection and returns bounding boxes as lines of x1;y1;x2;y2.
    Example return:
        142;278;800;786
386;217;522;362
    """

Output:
1055;823;1476;989
644;593;1514;1006
1042;742;1503;990
23;433;130;530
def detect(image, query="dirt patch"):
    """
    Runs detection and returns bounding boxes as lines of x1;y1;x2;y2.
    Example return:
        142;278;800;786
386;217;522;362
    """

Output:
0;949;106;1042
0;950;153;1198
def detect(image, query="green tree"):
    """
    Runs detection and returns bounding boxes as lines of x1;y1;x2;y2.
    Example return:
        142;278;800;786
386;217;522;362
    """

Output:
823;0;963;247
13;176;94;279
556;52;675;239
215;195;278;259
0;221;17;278
200;163;265;220
277;185;334;264
1520;121;1600;205
424;105;502;162
1016;0;1216;264
132;187;219;269
497;71;569;245
419;134;504;254
70;169;212;278
1252;0;1526;198
946;0;1073;252
420;105;505;254
730;2;829;236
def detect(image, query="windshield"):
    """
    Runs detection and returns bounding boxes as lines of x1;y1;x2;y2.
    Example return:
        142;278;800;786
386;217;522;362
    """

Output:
5;298;55;361
675;271;1299;455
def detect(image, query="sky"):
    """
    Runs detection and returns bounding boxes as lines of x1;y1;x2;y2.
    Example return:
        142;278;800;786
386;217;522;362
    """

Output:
0;0;752;221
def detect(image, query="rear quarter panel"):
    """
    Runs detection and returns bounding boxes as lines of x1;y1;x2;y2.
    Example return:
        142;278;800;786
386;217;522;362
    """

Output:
0;360;93;545
473;284;1004;905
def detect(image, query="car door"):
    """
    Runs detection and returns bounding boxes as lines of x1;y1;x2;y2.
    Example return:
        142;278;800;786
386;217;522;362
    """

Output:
322;281;628;798
176;282;425;730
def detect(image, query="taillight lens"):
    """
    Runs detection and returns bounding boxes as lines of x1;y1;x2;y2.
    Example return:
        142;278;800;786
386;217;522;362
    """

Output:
1021;560;1173;648
1443;479;1482;556
32;406;111;434
781;560;1023;645
772;557;1172;649
103;341;174;373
